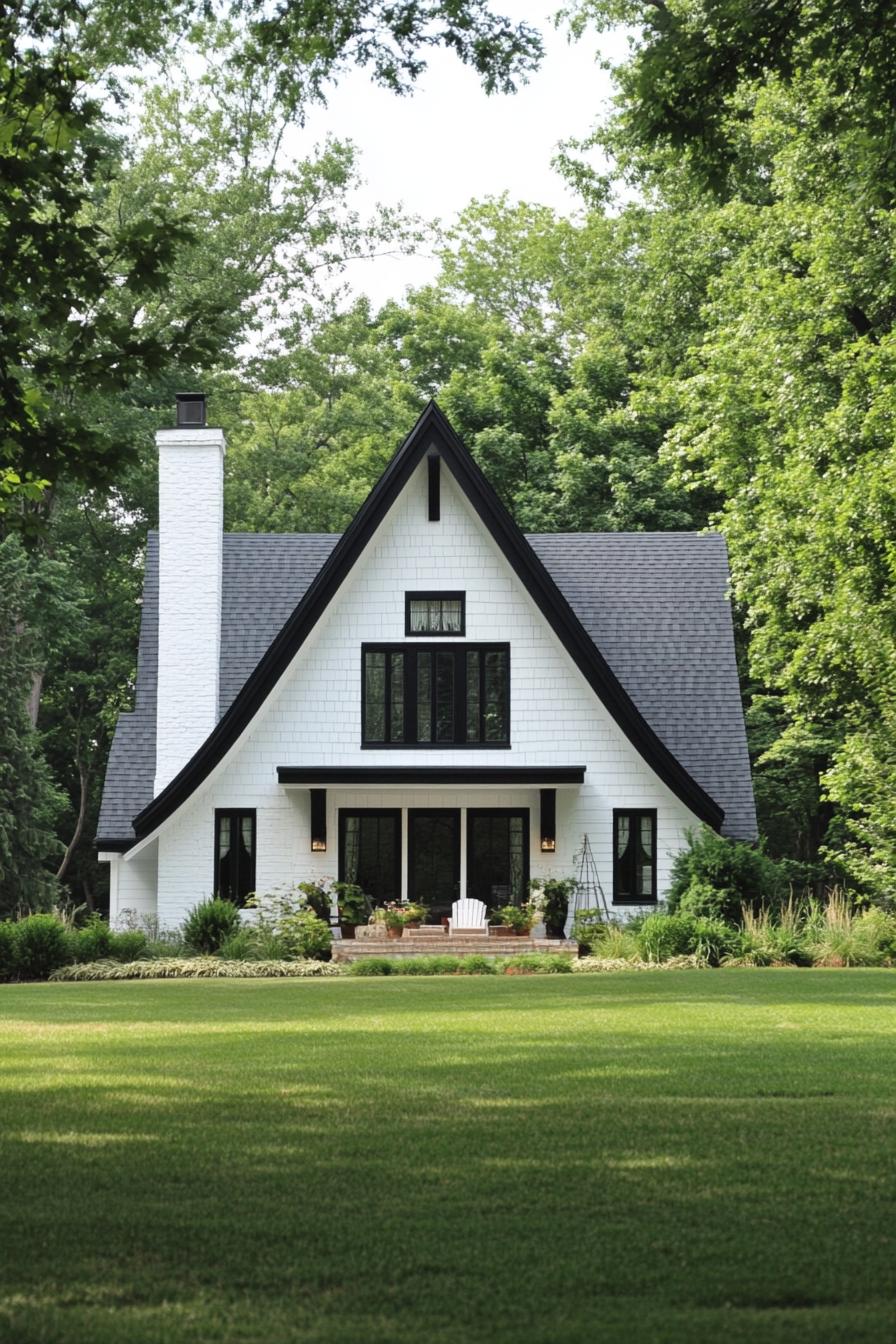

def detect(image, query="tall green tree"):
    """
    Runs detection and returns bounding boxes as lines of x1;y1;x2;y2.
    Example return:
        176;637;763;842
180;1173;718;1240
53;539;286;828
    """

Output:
564;0;896;892
0;537;64;912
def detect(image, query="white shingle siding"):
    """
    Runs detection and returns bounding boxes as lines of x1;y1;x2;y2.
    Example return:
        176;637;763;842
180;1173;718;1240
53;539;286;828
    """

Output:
154;428;224;795
117;459;700;926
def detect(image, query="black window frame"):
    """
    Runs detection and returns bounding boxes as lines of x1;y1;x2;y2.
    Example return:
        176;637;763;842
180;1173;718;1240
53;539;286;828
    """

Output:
404;591;466;636
213;808;256;907
337;807;402;904
361;642;510;748
612;808;658;905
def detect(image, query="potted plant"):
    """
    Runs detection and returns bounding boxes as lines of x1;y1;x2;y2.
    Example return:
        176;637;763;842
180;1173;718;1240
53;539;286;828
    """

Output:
332;882;370;939
529;877;577;940
401;901;428;929
383;903;405;939
488;910;511;936
494;903;536;936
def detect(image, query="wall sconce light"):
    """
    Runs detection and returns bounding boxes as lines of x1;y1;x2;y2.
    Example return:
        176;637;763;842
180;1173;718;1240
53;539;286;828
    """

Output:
540;788;556;853
310;789;327;853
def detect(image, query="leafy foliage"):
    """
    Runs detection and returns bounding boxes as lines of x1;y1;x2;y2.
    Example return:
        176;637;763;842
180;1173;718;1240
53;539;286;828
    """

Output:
667;827;785;923
12;913;69;979
182;899;242;955
51;957;342;980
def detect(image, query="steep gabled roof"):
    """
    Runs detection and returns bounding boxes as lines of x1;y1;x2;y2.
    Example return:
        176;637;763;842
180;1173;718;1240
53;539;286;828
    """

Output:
99;402;753;849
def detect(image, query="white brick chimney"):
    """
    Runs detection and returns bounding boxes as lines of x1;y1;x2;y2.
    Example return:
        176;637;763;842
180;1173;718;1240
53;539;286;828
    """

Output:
154;396;224;795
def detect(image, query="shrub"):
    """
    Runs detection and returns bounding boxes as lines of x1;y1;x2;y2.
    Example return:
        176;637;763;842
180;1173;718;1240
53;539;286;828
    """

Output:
455;954;496;975
67;914;111;963
183;899;241;954
278;909;331;960
667;827;785;922
397;955;462;975
572;955;707;973
218;928;259;960
346;953;572;976
636;913;700;962
51;958;342;981
346;957;394;976
691;917;742;967
244;888;333;960
108;930;149;961
580;921;641;961
0;922;16;981
13;914;69;979
117;909;187;956
497;953;573;974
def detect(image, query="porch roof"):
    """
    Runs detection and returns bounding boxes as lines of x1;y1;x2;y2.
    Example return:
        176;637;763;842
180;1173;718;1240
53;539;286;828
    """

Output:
276;766;586;787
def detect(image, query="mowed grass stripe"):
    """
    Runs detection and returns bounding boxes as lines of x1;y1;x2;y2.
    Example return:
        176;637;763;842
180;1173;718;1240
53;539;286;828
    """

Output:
0;971;893;1344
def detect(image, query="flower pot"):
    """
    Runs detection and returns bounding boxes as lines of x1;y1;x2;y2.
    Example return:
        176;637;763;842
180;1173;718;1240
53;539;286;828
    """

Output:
340;924;357;940
405;920;421;930
489;925;511;937
513;927;530;936
386;927;403;940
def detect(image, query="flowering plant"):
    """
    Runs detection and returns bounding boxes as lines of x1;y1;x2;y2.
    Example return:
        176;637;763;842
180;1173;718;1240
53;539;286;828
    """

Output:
382;901;428;930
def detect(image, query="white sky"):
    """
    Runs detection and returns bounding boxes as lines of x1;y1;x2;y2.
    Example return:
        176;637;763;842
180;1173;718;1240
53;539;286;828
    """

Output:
299;3;631;307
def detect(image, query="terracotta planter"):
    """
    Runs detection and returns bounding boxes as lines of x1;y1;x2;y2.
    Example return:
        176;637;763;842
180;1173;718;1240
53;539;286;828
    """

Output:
405;920;421;930
489;925;511;937
386;926;403;940
340;924;357;940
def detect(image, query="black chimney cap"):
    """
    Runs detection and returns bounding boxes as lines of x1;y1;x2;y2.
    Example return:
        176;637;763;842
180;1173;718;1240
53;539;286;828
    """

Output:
175;393;206;427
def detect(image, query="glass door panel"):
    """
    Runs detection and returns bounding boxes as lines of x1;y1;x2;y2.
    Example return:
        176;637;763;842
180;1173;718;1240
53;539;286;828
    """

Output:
408;810;460;919
338;810;401;904
466;810;529;910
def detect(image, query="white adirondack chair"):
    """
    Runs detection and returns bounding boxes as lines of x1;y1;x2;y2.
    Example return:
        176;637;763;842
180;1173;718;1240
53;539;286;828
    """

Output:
448;897;488;935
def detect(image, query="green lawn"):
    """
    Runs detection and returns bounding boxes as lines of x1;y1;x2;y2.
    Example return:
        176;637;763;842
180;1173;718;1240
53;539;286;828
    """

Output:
0;972;893;1344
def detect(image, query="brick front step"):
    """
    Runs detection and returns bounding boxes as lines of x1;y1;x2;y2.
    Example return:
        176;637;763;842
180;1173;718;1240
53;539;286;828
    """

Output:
333;937;577;962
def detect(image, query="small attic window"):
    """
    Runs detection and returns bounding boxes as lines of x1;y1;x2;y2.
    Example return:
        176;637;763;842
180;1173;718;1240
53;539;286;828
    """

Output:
405;592;465;636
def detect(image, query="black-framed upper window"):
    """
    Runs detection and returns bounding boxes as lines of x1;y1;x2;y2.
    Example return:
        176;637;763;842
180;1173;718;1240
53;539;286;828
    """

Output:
214;809;256;906
362;643;510;747
405;592;465;636
613;809;657;904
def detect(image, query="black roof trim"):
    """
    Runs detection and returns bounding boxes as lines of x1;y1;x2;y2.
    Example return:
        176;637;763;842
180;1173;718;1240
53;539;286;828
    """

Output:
278;766;586;786
133;402;723;842
95;838;133;853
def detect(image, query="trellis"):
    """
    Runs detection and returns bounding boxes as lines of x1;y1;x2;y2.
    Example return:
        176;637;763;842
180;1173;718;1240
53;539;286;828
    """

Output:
564;834;610;938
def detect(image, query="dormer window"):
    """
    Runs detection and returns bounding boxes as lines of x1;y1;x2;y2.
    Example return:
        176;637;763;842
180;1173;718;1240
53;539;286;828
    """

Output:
405;592;465;636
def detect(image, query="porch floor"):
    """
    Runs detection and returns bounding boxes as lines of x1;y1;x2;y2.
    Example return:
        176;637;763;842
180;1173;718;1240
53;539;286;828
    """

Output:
332;927;578;962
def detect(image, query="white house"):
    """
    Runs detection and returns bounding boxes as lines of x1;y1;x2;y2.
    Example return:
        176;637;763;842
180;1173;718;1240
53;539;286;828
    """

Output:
97;398;756;928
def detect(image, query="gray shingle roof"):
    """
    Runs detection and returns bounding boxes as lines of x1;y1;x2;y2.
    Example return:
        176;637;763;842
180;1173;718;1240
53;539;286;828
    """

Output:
97;529;756;845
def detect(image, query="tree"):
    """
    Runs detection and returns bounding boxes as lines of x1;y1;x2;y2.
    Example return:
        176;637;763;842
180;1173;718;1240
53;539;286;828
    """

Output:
564;0;896;893
0;0;542;524
0;537;64;912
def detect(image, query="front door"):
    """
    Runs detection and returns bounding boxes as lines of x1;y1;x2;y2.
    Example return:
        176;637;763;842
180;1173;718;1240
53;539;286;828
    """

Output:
466;809;529;912
408;809;460;919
